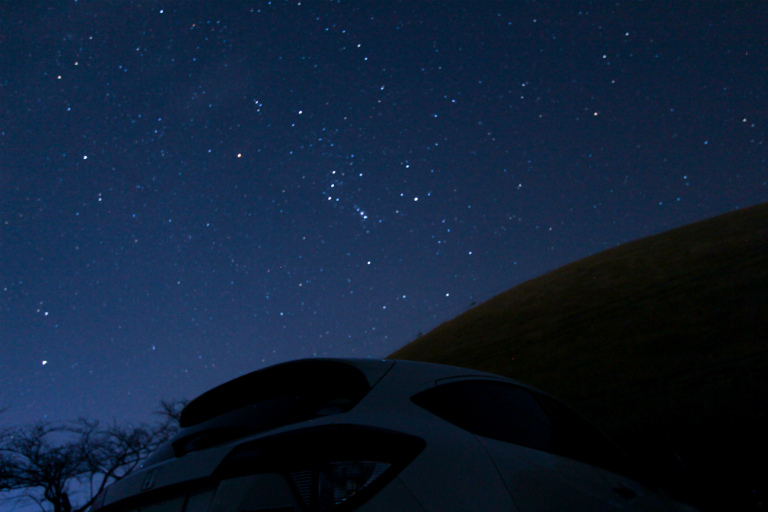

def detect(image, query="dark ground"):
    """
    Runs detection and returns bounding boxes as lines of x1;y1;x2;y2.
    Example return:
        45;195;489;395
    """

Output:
390;202;768;511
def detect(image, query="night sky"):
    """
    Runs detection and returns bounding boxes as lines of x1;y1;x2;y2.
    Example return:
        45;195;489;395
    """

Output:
2;1;767;427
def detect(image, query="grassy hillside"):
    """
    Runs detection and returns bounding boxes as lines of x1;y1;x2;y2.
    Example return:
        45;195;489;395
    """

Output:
389;202;768;510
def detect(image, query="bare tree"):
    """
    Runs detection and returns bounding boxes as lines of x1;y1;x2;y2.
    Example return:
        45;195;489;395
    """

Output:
0;400;185;512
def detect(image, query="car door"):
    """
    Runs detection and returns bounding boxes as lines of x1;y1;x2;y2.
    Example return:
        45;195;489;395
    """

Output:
479;436;636;512
411;379;647;511
525;390;679;512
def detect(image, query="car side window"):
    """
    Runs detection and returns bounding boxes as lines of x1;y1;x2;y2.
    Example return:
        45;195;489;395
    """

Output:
411;380;635;478
411;380;553;452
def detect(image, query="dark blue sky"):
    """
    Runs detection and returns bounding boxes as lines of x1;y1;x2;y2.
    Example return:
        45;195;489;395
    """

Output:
2;1;766;426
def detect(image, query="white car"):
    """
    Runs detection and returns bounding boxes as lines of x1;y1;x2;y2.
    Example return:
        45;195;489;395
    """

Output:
92;358;696;512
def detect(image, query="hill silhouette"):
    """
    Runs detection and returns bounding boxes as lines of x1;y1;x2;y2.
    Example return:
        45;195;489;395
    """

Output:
389;202;768;511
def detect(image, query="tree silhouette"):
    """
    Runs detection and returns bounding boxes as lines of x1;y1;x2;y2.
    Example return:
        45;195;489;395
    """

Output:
0;400;184;512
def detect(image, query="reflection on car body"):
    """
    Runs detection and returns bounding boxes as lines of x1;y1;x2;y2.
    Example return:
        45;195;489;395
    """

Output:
91;358;697;512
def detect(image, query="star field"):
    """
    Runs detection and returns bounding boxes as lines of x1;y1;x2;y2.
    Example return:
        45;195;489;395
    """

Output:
2;1;767;426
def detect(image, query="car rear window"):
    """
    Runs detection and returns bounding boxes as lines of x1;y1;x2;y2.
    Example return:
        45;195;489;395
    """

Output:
181;359;372;428
142;360;374;465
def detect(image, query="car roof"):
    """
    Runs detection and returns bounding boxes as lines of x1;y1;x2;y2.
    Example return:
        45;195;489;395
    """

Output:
180;358;538;427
